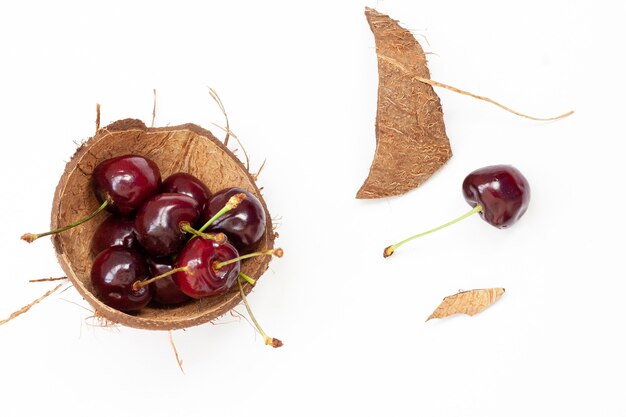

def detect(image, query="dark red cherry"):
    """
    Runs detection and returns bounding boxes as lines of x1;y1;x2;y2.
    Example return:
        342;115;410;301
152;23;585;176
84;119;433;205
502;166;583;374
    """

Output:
384;165;531;257
91;215;138;255
135;193;200;257
173;237;240;299
161;173;211;210
462;165;530;228
91;247;152;312
146;258;191;305
202;188;266;253
22;155;161;243
92;154;161;216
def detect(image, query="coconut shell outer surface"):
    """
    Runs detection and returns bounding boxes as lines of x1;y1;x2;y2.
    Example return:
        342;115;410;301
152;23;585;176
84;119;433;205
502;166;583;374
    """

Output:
357;8;452;199
50;119;275;330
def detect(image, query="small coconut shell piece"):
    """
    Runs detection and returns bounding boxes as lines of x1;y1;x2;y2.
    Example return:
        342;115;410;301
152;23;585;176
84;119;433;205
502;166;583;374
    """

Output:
357;8;452;199
50;119;274;330
427;288;505;321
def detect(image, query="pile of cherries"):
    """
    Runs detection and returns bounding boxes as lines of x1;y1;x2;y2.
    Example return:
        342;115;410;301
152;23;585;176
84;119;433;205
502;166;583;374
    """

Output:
23;154;276;313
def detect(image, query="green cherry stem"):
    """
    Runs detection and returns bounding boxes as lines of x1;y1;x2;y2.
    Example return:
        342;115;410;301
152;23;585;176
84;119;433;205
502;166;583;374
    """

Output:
383;204;483;258
239;272;257;285
180;222;226;243
197;193;247;233
132;266;190;291
21;198;111;243
214;248;283;270
237;276;283;348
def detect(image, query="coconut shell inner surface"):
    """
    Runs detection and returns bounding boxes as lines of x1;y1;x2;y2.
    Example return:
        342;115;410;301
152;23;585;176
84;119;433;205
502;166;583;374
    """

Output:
51;119;274;330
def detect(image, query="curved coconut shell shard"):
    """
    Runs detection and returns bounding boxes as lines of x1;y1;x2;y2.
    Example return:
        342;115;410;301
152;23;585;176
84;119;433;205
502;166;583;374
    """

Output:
51;120;274;330
357;8;452;199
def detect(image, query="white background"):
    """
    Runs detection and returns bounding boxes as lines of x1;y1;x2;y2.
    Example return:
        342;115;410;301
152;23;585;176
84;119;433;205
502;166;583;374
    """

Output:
1;1;624;416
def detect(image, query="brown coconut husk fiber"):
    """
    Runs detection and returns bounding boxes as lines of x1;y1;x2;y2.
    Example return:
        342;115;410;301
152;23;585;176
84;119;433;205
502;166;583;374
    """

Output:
50;119;274;330
357;8;453;199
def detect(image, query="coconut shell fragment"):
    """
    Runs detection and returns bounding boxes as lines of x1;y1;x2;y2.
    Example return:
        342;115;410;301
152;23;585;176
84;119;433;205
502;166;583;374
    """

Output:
427;288;505;321
50;120;274;330
357;8;452;199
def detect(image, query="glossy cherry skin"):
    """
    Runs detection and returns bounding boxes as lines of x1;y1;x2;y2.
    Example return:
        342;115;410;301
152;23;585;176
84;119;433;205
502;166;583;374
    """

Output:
462;165;530;228
174;237;240;299
91;215;138;255
92;154;161;216
91;247;152;312
202;187;266;253
161;173;211;210
135;193;200;257
146;258;191;305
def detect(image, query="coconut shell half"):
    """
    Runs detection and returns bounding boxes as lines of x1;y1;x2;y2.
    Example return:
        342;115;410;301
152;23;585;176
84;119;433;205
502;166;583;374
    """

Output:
357;8;452;199
50;119;274;330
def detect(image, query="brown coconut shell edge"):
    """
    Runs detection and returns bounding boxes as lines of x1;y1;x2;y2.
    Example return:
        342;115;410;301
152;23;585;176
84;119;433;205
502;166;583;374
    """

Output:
356;8;452;199
50;119;275;330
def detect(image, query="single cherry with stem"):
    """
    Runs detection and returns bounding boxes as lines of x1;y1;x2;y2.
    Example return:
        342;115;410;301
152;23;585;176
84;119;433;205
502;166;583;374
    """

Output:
22;154;161;243
197;192;247;233
201;188;266;253
384;165;530;257
92;154;161;215
167;187;240;247
91;247;152;312
178;192;246;246
133;240;282;299
135;238;240;298
462;165;530;228
130;245;284;348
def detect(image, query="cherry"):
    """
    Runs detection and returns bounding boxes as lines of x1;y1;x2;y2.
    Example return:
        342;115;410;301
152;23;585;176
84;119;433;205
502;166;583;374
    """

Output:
167;240;282;299
92;154;161;216
201;188;266;253
91;215;138;255
133;239;281;299
462;165;530;228
161;173;211;210
22;154;161;243
172;237;241;299
384;165;530;257
146;258;191;305
91;247;152;312
135;193;200;257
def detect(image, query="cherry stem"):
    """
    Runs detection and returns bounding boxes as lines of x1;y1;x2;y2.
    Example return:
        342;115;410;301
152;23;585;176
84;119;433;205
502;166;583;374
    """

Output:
132;266;190;291
383;204;483;258
239;272;256;285
237;276;282;348
21;199;111;243
197;193;247;233
214;248;283;270
180;222;226;243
